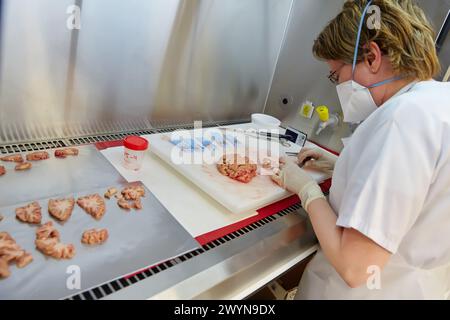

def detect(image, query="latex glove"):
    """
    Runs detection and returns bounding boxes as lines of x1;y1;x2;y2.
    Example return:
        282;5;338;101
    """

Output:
298;148;336;178
272;157;325;211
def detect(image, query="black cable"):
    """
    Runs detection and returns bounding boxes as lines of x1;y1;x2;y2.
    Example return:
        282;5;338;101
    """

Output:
436;9;450;53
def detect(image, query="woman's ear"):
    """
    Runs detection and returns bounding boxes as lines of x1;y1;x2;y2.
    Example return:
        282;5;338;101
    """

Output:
364;41;382;73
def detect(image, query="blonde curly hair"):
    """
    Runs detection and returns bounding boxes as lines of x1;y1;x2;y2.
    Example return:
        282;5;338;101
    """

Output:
312;0;441;80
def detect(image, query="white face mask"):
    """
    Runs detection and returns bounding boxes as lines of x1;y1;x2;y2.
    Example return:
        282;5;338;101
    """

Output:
336;0;401;124
336;80;378;123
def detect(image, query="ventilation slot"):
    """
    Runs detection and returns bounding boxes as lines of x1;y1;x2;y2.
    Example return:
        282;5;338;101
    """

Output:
0;140;67;154
67;130;154;146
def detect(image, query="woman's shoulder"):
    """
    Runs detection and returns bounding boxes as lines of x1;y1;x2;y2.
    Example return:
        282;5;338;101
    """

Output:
405;80;450;105
378;80;450;125
356;81;446;143
411;79;450;91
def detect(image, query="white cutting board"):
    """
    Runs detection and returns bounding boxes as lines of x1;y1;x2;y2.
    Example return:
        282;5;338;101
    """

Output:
146;124;328;214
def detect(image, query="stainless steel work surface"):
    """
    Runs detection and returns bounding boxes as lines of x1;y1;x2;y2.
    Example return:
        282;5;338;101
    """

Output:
0;145;126;207
102;209;317;300
0;181;200;299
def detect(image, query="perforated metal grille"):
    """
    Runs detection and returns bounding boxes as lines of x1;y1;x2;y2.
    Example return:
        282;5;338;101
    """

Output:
67;130;154;146
0;119;248;152
66;203;302;300
0;140;67;154
0;118;153;143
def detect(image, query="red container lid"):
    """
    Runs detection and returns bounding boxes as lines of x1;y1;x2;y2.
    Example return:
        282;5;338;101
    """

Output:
123;136;149;151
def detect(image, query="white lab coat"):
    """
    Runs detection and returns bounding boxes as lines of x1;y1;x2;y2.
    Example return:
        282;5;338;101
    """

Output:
297;80;450;299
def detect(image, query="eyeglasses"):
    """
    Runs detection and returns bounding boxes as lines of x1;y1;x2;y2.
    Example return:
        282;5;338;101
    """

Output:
327;63;346;85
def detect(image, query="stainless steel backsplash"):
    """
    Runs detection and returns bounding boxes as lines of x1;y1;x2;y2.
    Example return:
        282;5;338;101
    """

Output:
0;0;293;143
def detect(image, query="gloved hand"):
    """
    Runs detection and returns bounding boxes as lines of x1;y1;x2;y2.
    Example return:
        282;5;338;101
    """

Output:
272;157;325;211
297;148;336;178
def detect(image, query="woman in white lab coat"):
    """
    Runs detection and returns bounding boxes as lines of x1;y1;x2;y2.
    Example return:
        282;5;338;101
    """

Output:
272;0;450;299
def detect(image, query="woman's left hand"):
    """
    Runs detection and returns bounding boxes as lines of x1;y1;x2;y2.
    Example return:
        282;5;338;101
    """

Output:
272;157;326;210
271;157;311;194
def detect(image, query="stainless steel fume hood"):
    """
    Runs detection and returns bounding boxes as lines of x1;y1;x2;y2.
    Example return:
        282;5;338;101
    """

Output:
0;0;448;300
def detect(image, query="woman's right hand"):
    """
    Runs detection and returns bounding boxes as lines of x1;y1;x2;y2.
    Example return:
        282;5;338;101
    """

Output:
297;148;336;178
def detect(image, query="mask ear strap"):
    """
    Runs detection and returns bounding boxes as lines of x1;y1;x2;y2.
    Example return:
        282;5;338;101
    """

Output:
352;0;373;79
368;76;404;88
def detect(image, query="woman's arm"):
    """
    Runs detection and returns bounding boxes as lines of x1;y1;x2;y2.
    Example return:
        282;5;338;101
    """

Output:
272;159;392;288
307;198;391;288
